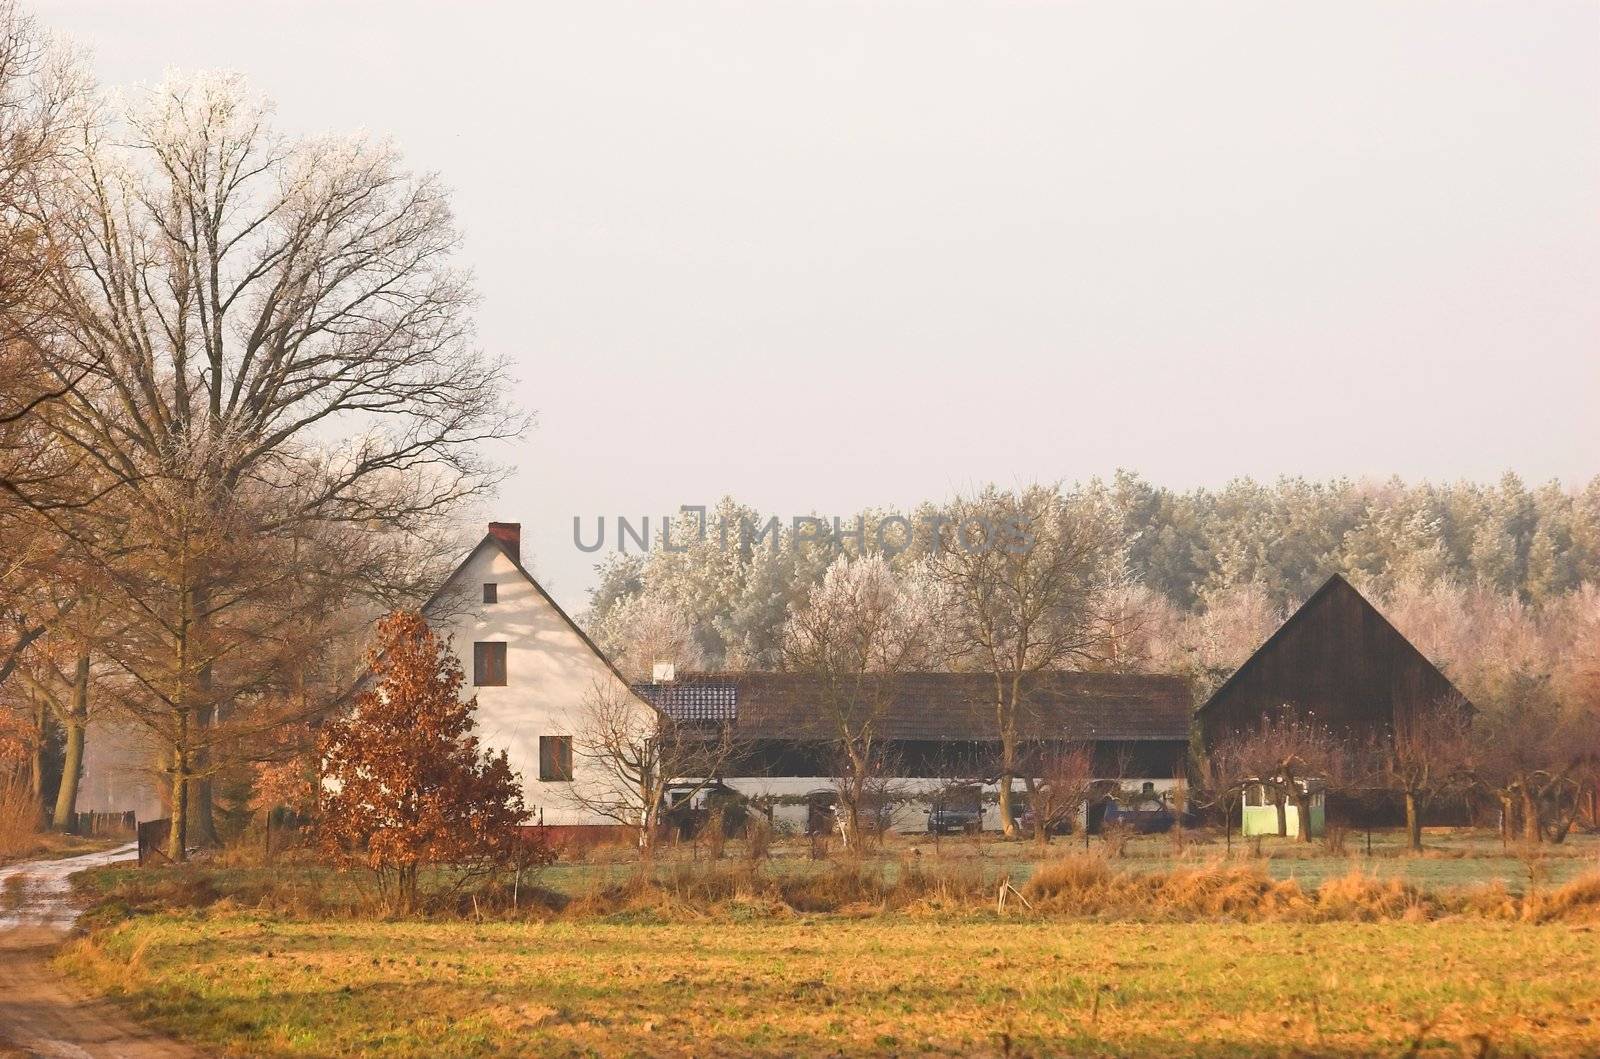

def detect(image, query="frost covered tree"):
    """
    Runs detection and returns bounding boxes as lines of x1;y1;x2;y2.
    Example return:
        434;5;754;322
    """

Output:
927;485;1123;837
782;555;937;848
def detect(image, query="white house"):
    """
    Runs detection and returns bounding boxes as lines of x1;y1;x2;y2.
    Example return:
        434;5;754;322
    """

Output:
422;521;651;831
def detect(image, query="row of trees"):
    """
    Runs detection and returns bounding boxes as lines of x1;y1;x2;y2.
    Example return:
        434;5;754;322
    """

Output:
590;474;1600;679
1204;692;1599;853
0;3;521;858
777;486;1129;842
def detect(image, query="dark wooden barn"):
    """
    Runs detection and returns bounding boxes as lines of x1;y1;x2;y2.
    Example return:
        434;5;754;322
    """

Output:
1196;573;1469;747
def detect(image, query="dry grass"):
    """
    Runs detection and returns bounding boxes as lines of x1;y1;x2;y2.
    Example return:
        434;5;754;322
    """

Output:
59;913;1600;1057
0;777;39;860
1523;871;1600;923
76;850;1600;929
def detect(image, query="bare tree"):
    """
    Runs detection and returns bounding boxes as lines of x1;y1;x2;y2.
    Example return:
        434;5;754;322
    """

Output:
1020;742;1095;846
1471;674;1589;845
1371;697;1472;853
777;556;934;857
1196;733;1251;853
569;679;744;852
782;555;936;850
927;485;1122;837
1226;712;1345;843
11;71;522;842
0;3;93;688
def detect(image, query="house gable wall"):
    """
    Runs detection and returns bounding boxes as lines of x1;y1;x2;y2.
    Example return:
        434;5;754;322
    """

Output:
424;540;640;826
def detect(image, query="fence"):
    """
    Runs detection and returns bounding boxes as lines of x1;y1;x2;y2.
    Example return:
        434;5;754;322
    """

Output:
136;818;171;866
72;810;136;837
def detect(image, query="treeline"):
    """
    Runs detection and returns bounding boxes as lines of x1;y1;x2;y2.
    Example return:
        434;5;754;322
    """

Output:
1107;471;1600;609
585;475;1600;702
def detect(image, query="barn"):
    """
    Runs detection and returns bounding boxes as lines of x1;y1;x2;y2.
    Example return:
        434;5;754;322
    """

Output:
1196;573;1470;747
634;670;1193;833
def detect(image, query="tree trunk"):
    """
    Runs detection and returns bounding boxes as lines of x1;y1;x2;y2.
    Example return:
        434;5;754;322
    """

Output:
1521;785;1542;844
188;584;220;849
191;769;219;847
50;652;90;832
1272;793;1288;837
1403;790;1422;853
167;749;189;862
997;688;1018;838
51;720;85;833
997;777;1015;839
1293;790;1314;843
29;698;47;826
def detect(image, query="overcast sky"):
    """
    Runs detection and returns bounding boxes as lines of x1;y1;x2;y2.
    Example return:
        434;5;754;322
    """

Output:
37;1;1600;609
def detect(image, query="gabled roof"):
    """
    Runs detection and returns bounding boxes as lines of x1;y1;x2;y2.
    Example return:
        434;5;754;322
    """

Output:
424;529;653;707
1196;572;1470;718
635;670;1192;743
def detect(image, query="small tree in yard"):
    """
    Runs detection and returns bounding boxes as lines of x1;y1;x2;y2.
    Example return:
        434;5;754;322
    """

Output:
569;679;743;852
1226;712;1345;843
1372;697;1472;853
1021;743;1095;846
318;611;529;914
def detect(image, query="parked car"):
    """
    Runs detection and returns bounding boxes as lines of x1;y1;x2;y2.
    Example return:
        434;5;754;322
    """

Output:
926;788;983;835
661;782;747;840
1099;797;1198;834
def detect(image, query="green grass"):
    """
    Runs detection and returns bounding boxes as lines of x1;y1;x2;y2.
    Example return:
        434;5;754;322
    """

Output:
60;912;1600;1057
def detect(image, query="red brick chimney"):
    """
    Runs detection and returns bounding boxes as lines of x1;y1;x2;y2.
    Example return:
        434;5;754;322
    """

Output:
488;521;521;564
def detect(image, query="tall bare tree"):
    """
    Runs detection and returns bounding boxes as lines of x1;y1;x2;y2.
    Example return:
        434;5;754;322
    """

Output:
782;555;936;849
928;485;1123;836
13;72;523;845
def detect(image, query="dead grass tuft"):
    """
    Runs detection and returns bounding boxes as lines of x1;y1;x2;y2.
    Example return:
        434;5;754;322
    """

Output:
1522;871;1600;924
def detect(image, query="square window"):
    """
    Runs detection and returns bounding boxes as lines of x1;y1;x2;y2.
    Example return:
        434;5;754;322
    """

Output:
482;583;498;604
539;735;573;782
473;641;507;686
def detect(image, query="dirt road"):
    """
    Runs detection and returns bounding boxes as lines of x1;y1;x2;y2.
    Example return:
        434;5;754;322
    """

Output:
0;845;200;1058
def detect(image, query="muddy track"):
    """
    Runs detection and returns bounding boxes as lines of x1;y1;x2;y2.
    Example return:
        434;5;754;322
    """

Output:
0;846;202;1058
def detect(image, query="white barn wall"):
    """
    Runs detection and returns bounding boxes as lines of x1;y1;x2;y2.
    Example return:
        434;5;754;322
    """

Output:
719;775;1181;835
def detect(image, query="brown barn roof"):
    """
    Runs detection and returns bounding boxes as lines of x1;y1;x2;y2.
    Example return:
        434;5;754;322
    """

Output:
635;671;1192;743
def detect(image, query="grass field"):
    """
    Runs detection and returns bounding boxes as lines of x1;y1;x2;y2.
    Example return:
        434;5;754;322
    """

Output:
78;828;1592;906
58;912;1600;1057
52;829;1600;1056
533;829;1600;894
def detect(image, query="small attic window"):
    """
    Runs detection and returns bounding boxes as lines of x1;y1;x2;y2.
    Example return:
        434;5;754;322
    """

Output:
482;583;497;604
